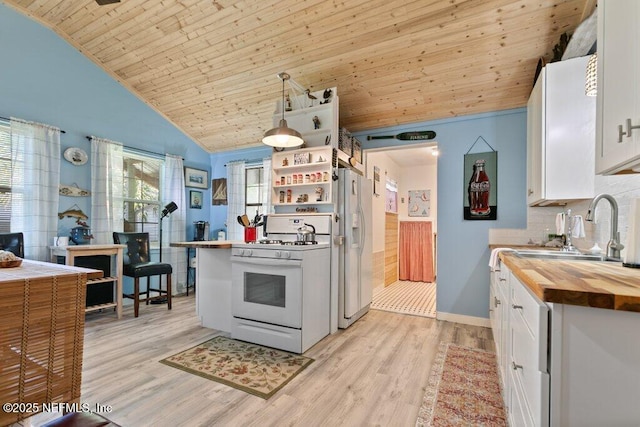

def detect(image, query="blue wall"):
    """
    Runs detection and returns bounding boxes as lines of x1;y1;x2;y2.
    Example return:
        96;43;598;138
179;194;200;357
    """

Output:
354;109;527;319
0;4;211;238
209;146;273;237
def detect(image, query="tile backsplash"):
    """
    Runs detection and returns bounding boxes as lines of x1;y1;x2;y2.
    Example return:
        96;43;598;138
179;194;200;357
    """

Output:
490;174;640;256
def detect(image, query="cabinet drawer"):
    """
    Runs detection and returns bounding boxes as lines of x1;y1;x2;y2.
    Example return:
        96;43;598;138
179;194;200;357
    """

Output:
510;272;549;372
510;348;550;427
509;365;535;427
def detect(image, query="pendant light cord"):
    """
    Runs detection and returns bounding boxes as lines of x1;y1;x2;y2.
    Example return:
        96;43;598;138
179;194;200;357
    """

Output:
281;76;286;121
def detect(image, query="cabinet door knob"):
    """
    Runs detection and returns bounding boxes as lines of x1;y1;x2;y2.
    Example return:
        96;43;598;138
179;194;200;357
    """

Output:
512;304;523;310
528;189;534;196
494;296;501;307
512;361;523;370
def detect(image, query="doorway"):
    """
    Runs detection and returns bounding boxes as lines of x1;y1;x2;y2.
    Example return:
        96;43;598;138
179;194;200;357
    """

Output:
364;143;438;318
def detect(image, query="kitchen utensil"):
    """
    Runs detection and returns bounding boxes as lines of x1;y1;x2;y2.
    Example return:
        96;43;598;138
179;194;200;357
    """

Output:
296;223;316;243
237;216;245;227
241;214;250;227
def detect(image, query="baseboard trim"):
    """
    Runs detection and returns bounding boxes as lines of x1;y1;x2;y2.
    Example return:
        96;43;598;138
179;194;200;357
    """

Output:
437;311;491;328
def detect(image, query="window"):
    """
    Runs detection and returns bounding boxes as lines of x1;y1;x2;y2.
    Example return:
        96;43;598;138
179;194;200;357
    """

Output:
122;152;163;242
0;121;12;232
245;166;267;217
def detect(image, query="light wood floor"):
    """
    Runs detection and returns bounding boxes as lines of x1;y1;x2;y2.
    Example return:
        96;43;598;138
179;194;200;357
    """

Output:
26;295;493;427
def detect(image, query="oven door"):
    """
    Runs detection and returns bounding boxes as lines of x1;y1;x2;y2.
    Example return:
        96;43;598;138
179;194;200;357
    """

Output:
231;256;302;328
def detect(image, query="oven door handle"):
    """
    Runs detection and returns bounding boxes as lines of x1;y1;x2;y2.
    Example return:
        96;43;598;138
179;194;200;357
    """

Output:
231;257;302;268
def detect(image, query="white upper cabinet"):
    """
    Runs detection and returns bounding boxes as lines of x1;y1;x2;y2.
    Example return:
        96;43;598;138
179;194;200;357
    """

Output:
527;56;595;206
596;0;640;174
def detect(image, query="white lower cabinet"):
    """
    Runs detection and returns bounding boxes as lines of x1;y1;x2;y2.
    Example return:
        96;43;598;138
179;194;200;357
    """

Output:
492;262;640;426
490;259;511;411
508;271;549;427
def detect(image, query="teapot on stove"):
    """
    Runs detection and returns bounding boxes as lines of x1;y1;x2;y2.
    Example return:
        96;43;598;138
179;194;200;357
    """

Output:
296;223;316;243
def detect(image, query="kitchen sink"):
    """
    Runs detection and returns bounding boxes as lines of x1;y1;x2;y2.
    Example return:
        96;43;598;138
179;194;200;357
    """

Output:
514;249;619;262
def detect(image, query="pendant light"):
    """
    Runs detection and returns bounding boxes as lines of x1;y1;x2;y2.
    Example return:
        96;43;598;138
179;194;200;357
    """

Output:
262;72;304;148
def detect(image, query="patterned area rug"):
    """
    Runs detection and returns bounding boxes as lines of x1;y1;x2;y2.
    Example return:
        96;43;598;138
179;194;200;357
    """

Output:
371;280;436;318
160;336;313;399
416;343;507;426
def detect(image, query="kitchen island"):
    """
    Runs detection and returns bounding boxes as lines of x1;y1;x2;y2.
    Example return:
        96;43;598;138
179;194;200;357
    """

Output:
493;251;640;426
170;241;242;332
0;260;102;426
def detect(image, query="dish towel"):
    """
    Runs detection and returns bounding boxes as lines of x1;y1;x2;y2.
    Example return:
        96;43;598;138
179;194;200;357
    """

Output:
571;215;586;238
489;248;516;271
555;212;565;235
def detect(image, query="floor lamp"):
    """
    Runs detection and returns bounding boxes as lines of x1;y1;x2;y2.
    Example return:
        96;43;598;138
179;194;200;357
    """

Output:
152;201;178;304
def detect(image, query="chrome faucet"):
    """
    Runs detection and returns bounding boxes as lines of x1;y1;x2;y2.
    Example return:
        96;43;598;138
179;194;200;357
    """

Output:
562;209;579;253
586;194;624;260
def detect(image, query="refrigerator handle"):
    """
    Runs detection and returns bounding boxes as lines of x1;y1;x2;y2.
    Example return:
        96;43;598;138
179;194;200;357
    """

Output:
357;178;365;256
359;207;365;256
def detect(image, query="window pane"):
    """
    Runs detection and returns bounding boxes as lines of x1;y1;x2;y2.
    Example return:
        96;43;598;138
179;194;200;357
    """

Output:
245;167;263;206
246;168;261;186
0;191;10;233
0;122;11;232
122;152;162;243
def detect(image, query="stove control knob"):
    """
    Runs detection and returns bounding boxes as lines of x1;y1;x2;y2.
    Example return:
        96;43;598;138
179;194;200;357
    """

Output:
282;251;291;259
275;251;281;258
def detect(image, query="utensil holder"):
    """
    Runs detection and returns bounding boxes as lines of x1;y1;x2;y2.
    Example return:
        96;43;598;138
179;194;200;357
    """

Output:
244;227;257;243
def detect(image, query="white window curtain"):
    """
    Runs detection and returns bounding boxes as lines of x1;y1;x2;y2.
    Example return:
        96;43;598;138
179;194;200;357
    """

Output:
226;160;246;241
162;154;186;294
10;118;60;261
261;156;273;215
90;136;124;244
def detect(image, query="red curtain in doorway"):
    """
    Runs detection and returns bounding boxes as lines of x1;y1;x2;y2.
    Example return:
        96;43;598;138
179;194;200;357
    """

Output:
399;221;434;282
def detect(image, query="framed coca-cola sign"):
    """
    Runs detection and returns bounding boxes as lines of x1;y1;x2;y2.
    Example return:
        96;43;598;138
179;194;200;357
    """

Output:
464;150;497;220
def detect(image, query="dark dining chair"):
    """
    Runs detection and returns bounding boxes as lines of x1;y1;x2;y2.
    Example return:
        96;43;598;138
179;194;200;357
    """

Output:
113;232;172;318
0;232;24;258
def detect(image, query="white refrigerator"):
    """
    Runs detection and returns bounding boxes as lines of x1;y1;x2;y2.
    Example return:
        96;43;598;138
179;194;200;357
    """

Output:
337;167;373;329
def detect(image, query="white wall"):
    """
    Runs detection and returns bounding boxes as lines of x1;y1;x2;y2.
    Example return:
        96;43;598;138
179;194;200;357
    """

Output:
489;174;640;259
398;164;437;231
366;151;402;253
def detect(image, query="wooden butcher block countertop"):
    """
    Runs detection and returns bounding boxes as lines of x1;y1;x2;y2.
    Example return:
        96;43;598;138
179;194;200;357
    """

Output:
499;252;640;312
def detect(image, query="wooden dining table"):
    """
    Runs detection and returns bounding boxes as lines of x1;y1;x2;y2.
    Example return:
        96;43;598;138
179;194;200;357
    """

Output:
0;259;102;426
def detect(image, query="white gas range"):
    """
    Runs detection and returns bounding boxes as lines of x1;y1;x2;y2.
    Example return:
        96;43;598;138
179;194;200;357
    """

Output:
230;214;332;353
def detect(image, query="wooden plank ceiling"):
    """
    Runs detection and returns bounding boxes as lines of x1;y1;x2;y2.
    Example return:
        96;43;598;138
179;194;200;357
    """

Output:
5;0;593;153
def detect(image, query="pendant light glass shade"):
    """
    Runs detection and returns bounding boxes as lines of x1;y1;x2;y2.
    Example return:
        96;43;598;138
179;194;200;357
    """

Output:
262;72;304;148
585;53;597;97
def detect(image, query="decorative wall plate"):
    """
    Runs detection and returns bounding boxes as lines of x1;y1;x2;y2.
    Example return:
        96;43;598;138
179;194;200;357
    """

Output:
63;147;88;165
59;183;91;197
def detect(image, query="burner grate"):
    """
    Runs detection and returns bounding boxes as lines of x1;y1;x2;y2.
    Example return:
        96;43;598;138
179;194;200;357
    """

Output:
282;241;318;246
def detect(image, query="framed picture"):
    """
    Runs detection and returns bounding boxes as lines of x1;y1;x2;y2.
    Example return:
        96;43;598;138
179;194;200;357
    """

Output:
212;178;227;206
463;151;497;220
408;190;430;217
386;178;398;213
185;167;209;189
190;190;203;209
373;166;381;196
